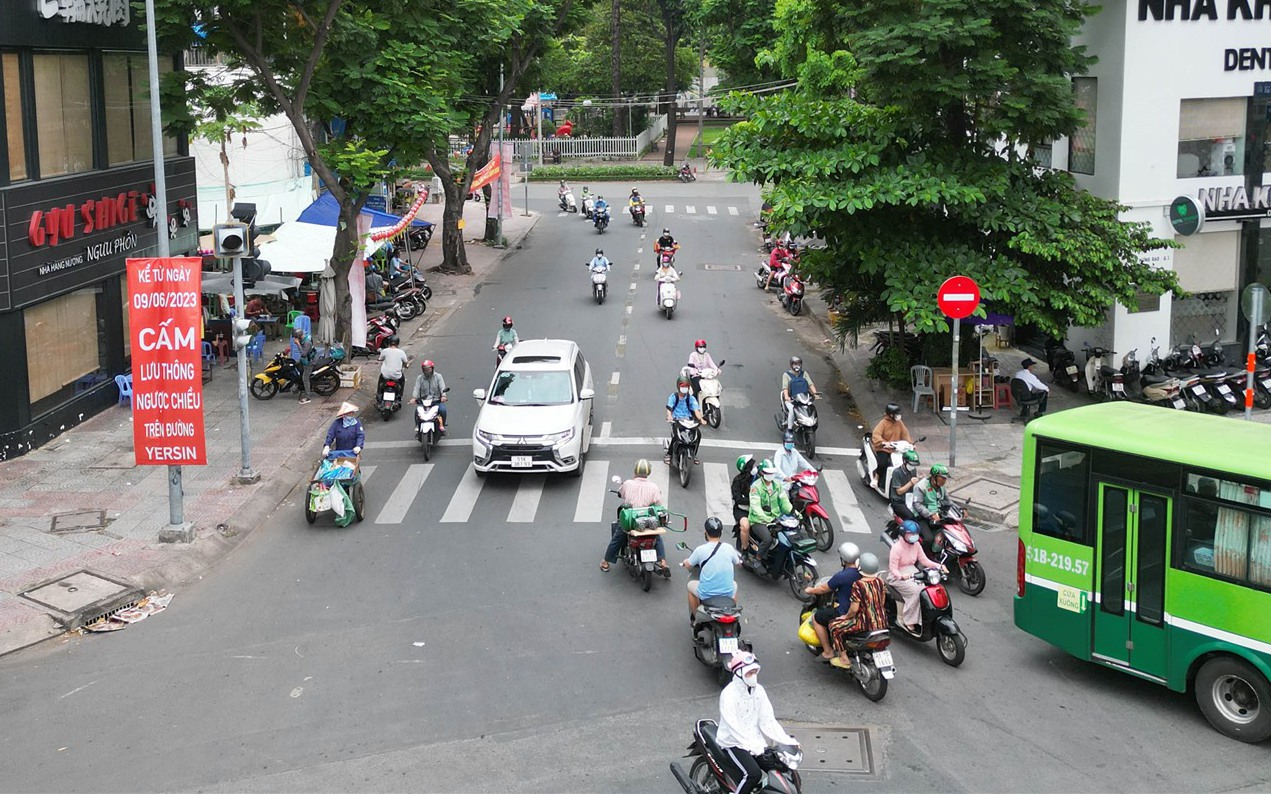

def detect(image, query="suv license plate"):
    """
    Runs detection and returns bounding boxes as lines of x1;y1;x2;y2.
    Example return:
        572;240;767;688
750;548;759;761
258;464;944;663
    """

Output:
383;392;396;402
511;455;532;468
718;637;739;655
640;548;659;563
873;650;893;667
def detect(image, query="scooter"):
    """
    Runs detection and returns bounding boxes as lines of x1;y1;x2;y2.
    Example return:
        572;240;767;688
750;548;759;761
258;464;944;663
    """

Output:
631;202;646;226
879;534;967;666
855;433;917;500
787;469;834;552
1082;344;1117;398
884;500;984;596
407;225;432;252
389;269;432;301
558;188;578;213
694;363;725;429
1128;346;1187;410
593;206;610;233
414;387;448;461
658;279;680;320
589;266;608;304
797;581;894;701
1044;339;1081;392
349;315;399;359
581;193;596;219
775;393;820;457
682;556;750;685
667;417;700;488
780;273;806;316
754;259;784;293
494;343;510;366
655;245;679;269
670;720;802;794
678;164;697;182
376;376;404;421
610;477;684;592
734;514;819;602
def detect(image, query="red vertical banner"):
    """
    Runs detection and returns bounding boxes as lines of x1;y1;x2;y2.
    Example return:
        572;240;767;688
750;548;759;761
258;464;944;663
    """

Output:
127;257;207;466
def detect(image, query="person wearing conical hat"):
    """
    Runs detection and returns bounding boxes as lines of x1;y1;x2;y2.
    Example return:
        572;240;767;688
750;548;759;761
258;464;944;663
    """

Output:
322;401;365;458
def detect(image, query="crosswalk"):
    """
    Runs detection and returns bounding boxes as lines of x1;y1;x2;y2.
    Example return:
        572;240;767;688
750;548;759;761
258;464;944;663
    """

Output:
354;456;873;533
558;205;747;219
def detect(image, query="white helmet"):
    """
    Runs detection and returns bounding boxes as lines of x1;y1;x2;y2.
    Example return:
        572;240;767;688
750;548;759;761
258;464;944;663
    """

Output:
838;542;861;566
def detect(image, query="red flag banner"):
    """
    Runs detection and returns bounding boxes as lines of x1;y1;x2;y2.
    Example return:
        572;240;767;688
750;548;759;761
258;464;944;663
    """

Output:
127;257;207;466
469;154;502;192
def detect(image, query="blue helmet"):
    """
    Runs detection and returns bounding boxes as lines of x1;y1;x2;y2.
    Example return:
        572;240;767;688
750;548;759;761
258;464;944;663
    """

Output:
902;520;920;537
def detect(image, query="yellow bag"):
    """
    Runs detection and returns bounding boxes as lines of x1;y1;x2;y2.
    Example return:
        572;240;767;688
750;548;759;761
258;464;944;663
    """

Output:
798;612;820;648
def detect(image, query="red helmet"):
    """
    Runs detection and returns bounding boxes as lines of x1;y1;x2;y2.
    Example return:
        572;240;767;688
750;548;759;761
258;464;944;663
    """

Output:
502;315;513;328
421;359;435;371
694;339;707;349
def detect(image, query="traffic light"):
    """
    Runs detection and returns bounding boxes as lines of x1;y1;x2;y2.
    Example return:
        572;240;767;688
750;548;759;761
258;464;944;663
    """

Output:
212;222;249;257
241;258;271;286
232;316;252;351
229;203;260;258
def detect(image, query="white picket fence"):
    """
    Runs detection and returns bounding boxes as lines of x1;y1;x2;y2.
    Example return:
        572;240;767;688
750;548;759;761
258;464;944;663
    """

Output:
446;115;667;162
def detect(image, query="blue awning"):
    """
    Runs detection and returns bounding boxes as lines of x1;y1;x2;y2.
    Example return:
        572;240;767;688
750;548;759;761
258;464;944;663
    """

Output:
297;191;431;229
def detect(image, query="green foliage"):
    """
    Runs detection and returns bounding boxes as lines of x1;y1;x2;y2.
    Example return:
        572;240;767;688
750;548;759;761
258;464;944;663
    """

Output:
698;0;781;87
714;0;1181;340
528;164;679;180
864;345;911;390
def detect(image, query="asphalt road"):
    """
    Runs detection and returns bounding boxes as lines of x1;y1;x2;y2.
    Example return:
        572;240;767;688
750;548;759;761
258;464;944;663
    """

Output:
1;181;1268;793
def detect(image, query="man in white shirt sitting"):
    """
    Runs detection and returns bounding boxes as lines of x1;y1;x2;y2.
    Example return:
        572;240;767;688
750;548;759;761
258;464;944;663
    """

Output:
1013;358;1050;416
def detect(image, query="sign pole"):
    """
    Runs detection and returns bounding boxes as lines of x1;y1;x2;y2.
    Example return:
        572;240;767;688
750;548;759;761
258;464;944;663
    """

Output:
496;64;504;246
1242;283;1268;421
232;254;259;482
950;320;960;466
936;275;982;469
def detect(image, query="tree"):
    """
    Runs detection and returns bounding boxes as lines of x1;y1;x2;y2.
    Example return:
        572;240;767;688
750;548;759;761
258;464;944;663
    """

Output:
156;0;492;343
698;0;781;88
713;0;1180;340
187;76;261;216
656;0;696;167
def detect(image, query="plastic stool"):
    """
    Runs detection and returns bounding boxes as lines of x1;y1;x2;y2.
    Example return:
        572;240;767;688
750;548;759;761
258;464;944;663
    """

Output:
993;382;1013;410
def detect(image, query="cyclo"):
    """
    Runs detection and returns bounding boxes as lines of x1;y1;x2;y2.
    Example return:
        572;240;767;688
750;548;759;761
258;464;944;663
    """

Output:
610;480;687;592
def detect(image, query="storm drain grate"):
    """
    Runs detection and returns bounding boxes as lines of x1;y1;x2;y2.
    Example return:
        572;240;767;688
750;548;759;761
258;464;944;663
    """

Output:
18;569;144;630
49;510;107;534
784;725;875;775
701;263;744;271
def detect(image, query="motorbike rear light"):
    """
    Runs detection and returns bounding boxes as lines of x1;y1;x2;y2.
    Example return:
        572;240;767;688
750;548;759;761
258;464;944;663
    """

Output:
715;614;738;623
927;585;950;610
1017;538;1026;598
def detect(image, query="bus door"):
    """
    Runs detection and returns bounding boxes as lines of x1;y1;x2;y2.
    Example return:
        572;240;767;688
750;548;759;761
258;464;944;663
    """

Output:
1092;483;1172;680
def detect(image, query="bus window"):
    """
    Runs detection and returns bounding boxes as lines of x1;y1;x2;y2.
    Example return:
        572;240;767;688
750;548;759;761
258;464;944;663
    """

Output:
1179;473;1271;588
1034;442;1090;544
1136;493;1168;625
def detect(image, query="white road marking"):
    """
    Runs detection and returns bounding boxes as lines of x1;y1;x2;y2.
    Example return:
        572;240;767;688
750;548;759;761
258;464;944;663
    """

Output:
625;306;633;315
637;248;643;254
617;335;626;345
440;465;484;522
574;460;610;522
508;475;545;522
633;263;640;271
821;469;871;534
360;464;378;484
728;207;739;216
628;282;637;291
703;462;734;524
365;436;860;456
651;460;671;508
686;205;697;214
600;421;612;438
665;205;674;213
707;206;717;215
374;463;433;524
610;371;621;385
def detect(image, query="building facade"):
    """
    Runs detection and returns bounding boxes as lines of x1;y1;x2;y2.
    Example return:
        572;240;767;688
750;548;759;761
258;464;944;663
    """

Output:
1052;0;1271;357
0;2;196;458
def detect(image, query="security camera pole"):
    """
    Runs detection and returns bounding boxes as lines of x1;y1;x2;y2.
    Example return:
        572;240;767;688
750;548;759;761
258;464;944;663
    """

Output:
213;221;259;483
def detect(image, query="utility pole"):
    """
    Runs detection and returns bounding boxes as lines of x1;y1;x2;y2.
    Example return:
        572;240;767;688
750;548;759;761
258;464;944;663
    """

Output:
698;35;705;163
496;63;504;246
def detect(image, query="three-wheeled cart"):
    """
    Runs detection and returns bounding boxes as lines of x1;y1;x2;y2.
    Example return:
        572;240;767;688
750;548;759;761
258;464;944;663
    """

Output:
305;453;366;525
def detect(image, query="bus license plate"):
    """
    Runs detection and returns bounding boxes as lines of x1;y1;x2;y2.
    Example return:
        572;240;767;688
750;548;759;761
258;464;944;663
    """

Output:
1066;365;1079;375
640;548;659;563
1111;382;1124;392
383;392;396;402
1193;385;1207;396
873;650;893;667
511;455;532;468
718;637;739;655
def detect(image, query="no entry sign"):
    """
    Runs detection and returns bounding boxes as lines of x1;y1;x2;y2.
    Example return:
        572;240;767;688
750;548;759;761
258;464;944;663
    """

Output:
937;276;981;319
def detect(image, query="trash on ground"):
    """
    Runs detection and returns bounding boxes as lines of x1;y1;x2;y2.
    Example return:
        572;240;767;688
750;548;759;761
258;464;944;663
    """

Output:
81;592;174;634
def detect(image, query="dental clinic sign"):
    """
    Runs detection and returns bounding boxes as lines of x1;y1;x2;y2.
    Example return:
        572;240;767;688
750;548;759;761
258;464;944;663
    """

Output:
38;0;130;27
127;257;206;466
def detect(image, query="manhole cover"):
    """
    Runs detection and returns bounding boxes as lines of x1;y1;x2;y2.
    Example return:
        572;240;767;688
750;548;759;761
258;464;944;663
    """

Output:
19;570;143;629
701;263;744;271
784;724;875;775
950;477;1020;512
50;510;106;534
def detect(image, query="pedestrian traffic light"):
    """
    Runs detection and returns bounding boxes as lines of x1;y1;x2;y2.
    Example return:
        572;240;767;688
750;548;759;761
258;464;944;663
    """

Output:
212;222;249;258
229;202;260;258
232;316;252;351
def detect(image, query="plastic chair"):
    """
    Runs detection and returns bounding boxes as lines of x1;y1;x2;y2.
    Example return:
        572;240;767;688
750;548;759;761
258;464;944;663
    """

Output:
202;341;216;364
911;365;936;413
1010;378;1046;424
286;310;304;329
293;313;312;337
246;332;266;363
114;374;133;407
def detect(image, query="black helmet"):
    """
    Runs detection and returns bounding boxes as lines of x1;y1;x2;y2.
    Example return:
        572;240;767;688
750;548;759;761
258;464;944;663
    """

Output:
595;248;603;255
662;228;671;235
386;335;399;346
703;517;723;536
790;355;803;366
885;402;901;418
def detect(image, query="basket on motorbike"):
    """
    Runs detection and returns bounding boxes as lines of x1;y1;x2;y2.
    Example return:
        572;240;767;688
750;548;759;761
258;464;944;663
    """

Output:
776;514;818;555
306;452;365;526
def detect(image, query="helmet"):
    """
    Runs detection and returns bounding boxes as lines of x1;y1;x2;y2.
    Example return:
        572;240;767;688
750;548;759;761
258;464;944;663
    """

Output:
758;459;776;479
421;359;435;372
902;449;921;465
735;454;753;473
901;520;921;536
694;339;707;349
662;228;671;235
502;315;513;328
595;248;603;255
386;335;399;346
885;402;901;418
930;464;949;478
858;552;880;575
634;459;652;477
631;187;639;194
782;430;795;444
726;651;758;674
790;355;802;366
677;376;692;389
704;517;724;536
837;542;861;566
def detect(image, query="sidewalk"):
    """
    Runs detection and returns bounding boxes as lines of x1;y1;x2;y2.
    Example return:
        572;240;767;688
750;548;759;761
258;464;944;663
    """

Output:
0;200;537;657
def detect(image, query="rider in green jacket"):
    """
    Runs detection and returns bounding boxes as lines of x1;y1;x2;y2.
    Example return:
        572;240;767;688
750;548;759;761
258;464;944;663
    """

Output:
747;460;793;561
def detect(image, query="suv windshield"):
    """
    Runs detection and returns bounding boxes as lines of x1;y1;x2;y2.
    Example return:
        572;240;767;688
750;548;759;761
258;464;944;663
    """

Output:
489;370;574;406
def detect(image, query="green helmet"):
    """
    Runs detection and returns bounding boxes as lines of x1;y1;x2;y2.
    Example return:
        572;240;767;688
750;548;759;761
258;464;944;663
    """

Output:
757;459;775;476
736;454;753;473
930;464;949;478
634;459;652;477
902;449;920;465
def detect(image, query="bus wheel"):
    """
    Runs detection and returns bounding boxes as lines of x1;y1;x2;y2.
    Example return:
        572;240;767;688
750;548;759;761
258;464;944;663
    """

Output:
1196;656;1271;743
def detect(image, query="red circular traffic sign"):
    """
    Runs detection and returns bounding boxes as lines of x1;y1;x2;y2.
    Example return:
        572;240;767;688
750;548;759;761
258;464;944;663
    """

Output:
937;276;981;319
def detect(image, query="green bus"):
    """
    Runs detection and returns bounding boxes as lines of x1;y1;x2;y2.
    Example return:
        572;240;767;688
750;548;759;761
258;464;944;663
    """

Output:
1013;402;1271;742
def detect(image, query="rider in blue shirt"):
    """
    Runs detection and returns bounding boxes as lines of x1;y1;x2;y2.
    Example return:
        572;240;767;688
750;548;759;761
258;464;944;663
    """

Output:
593;195;609;224
665;376;706;464
588;248;611;272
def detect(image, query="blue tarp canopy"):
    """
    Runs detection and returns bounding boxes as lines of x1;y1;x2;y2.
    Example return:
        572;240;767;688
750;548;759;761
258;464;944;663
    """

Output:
297;191;432;229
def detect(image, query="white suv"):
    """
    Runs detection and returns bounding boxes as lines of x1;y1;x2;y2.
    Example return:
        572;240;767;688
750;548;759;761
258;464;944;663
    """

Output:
471;339;595;475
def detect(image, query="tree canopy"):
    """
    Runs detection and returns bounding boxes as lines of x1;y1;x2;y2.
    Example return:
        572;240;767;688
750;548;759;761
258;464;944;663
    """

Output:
713;0;1180;339
698;0;781;88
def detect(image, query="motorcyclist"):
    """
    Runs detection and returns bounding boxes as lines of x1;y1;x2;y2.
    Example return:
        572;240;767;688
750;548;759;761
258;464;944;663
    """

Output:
654;256;681;308
912;464;951;546
717;652;800;794
803;542;861;667
781;355;820;431
322;401;365;458
747;459;793;565
411;359;447;434
557;179;571;202
888;449;922;521
665;376;705;464
763;245;792;291
628;188;645;218
682;517;742;622
684;339;719;396
888;520;946;636
825;552;887;667
580;186;594;217
871;402;914;491
732;455;759;548
601;459;670;575
592;195;609;224
654;228;679;266
376;335;410;401
773;431;815;487
493;315;518;359
588;248;611;273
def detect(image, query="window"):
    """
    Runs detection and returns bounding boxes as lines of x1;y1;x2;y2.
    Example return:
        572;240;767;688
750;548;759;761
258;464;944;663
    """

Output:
120;274;131;359
33;53;92;177
3;52;26;182
1178;472;1271;589
1032;442;1091;543
103;53;178;165
1069;78;1097;175
25;287;108;412
488;370;575;406
1177;98;1246;178
573;353;586;396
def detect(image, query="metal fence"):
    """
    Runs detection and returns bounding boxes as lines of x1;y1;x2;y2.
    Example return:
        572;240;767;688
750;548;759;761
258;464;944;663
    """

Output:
1171;292;1232;350
445;115;668;162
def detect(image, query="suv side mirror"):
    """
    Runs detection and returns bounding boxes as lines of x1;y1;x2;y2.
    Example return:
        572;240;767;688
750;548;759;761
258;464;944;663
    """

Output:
473;388;486;400
579;388;595;400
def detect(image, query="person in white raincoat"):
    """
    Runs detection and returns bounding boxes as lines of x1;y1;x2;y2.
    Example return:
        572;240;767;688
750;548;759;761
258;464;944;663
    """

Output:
715;652;799;794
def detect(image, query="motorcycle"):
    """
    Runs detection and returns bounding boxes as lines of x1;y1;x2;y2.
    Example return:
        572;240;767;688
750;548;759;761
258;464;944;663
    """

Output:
581;194;596;219
558;189;578;213
779;273;805;316
1044;339;1082;392
389;269;433;301
1081;344;1120;399
610;477;684;592
787;469;834;552
589;266;608;304
678;164;697;183
407;225;433;252
494;343;511;366
376;376;404;421
1127;346;1187;410
797;581;894;701
668;417;701;488
884;500;984;596
349;315;399;359
250;353;340;399
754;259;783;293
593;206;610;233
774;393;819;457
879;533;967;666
686;577;750;685
693;363;725;429
631;202;647;227
855;433;917;500
658;279;680;320
734;514;819;602
415;387;449;460
670;720;802;794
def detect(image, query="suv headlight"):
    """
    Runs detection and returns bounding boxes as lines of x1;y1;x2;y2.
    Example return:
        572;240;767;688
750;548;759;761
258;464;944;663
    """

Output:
542;428;576;446
475;429;502;445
